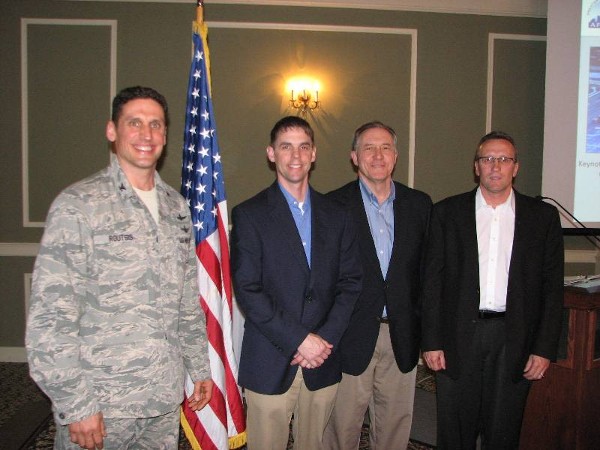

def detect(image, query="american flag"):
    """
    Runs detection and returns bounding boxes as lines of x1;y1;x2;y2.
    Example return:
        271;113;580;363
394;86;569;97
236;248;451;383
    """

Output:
179;4;246;449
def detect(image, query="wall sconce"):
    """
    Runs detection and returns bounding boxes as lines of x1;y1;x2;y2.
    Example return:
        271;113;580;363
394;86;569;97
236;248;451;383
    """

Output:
288;78;320;112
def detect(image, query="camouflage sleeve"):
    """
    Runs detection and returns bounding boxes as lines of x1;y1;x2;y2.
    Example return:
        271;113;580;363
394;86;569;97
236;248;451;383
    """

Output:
178;222;211;382
25;195;99;425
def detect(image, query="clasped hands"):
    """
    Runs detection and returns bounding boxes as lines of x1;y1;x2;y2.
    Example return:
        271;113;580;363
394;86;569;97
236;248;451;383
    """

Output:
290;332;332;369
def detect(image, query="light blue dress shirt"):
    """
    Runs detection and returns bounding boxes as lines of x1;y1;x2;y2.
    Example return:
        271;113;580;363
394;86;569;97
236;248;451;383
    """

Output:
359;179;395;317
279;184;312;268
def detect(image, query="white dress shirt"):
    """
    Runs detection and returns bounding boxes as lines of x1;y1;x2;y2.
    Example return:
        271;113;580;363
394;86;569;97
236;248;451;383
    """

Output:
475;187;515;312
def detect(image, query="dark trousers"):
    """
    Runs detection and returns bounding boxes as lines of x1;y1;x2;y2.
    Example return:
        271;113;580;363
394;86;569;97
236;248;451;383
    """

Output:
436;318;531;450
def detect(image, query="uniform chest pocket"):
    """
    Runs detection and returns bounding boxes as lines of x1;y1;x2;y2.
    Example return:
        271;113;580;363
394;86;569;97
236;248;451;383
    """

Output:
93;232;148;279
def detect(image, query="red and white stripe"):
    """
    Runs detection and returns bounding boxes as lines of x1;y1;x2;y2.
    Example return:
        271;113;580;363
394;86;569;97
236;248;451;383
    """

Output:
182;201;245;450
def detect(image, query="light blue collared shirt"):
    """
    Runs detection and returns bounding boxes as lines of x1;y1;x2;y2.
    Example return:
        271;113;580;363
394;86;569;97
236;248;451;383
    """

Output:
279;183;312;268
359;179;395;317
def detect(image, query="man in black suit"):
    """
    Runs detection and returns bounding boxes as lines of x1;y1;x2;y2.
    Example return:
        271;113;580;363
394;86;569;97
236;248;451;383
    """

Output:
422;131;564;449
323;121;432;449
231;116;362;450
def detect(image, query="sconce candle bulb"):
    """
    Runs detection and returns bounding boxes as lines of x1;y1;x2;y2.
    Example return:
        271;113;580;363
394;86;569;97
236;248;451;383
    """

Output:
288;79;320;112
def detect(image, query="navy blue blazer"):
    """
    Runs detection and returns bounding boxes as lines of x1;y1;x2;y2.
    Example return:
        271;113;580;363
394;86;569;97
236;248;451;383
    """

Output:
421;189;564;381
231;182;362;394
328;180;432;375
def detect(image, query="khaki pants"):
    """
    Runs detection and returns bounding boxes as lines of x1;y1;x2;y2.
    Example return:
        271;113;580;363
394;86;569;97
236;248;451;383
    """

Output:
324;323;416;450
245;369;338;450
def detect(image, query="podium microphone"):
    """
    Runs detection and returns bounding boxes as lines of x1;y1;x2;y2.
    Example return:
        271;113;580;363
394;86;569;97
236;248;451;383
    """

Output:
536;195;600;248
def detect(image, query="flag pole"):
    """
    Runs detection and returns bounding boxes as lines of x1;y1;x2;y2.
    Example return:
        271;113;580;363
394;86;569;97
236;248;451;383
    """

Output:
197;0;204;25
195;0;212;92
180;1;247;448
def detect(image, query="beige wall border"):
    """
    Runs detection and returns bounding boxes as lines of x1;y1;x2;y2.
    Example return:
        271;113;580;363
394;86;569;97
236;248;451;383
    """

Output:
21;18;117;228
485;33;547;133
565;249;599;264
24;273;33;317
0;347;27;363
208;21;418;187
5;244;591;263
0;243;40;257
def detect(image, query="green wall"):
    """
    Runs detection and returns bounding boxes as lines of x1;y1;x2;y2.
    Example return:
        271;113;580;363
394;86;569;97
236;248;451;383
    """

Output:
0;0;549;357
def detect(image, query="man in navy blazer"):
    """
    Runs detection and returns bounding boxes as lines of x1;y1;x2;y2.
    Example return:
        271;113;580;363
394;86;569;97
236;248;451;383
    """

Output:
422;131;564;449
231;116;362;450
324;121;432;449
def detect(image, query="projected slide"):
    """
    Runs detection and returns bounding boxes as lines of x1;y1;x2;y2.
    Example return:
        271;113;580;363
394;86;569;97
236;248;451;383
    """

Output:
574;0;600;221
587;47;600;153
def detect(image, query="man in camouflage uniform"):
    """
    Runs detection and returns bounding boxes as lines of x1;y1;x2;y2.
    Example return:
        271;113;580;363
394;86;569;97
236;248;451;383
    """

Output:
26;86;212;450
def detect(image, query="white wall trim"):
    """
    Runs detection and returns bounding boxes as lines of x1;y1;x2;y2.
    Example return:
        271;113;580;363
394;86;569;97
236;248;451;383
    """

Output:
0;347;27;363
63;0;548;18
486;33;547;132
20;18;118;228
209;21;410;34
208;21;417;186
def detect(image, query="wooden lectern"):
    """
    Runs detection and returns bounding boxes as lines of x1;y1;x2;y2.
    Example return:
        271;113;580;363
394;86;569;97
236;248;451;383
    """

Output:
520;282;600;449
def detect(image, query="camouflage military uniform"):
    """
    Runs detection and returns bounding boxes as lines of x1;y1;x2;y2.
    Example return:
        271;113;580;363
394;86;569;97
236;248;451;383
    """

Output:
26;154;209;427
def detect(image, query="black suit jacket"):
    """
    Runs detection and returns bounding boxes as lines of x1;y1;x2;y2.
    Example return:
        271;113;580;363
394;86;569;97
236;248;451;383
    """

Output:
231;182;362;394
421;189;564;381
327;180;432;375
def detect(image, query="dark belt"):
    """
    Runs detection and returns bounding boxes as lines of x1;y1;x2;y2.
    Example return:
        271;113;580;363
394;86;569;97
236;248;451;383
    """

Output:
478;310;506;319
378;317;390;324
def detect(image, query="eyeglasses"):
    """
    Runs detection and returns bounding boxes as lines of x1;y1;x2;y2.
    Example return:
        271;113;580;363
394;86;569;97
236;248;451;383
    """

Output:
476;156;517;165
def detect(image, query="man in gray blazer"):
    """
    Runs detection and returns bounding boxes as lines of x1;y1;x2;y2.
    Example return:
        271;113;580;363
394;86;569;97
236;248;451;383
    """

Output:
26;86;212;450
324;121;432;450
422;131;564;449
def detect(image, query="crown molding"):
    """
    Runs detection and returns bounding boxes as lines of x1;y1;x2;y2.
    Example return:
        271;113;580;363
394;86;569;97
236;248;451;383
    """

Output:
62;0;548;18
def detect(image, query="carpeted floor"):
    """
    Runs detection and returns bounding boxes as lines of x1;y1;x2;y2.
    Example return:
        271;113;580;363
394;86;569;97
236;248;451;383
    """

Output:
0;362;53;449
1;362;436;449
19;418;435;450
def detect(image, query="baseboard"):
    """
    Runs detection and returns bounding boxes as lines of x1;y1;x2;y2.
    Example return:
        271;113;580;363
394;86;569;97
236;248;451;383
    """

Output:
0;347;27;362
